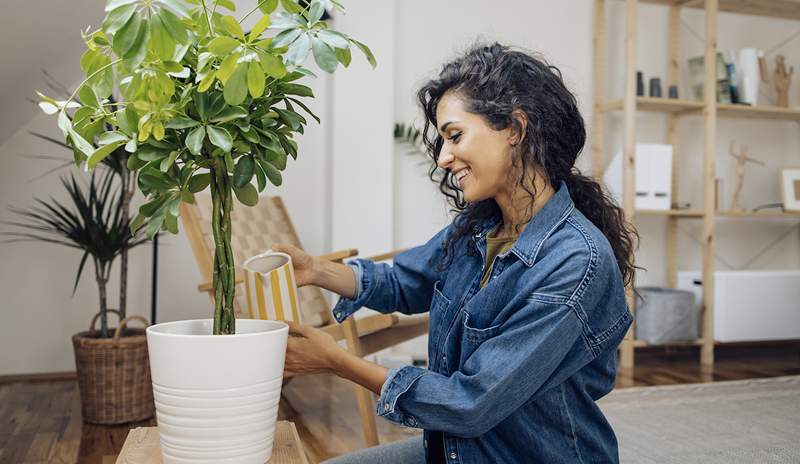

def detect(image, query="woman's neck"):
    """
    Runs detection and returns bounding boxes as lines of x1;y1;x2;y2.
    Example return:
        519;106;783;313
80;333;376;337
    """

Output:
494;172;555;239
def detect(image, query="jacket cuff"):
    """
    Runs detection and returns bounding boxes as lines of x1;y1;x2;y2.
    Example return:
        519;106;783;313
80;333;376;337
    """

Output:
376;365;426;428
331;259;368;323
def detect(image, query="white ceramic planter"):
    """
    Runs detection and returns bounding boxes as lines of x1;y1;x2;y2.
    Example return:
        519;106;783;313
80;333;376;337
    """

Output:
146;319;289;464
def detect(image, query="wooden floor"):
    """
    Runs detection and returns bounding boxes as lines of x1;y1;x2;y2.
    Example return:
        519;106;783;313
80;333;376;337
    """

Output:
1;342;798;464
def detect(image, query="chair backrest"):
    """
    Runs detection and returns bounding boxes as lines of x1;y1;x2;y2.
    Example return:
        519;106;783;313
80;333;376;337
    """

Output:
180;195;329;327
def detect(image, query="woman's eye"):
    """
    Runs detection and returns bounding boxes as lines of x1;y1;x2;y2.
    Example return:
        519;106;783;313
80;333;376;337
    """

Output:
449;132;461;142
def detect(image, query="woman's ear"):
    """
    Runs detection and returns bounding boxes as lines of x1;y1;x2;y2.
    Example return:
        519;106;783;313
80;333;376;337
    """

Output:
508;110;528;146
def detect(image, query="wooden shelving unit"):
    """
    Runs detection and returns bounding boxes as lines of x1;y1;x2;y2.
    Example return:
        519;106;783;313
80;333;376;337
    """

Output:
592;0;800;370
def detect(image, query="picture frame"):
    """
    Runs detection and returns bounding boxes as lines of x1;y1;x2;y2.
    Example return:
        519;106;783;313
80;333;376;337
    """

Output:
780;168;800;212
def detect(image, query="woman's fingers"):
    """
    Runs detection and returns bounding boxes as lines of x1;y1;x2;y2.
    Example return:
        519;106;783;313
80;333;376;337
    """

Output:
286;320;310;337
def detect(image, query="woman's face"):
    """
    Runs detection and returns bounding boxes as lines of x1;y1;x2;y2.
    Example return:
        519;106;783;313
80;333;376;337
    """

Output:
435;92;517;203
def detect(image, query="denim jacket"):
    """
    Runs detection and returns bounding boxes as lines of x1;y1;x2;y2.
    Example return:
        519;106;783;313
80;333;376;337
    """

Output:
332;182;633;463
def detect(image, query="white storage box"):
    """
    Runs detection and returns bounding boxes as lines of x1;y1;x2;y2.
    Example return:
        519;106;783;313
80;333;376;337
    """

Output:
677;270;800;342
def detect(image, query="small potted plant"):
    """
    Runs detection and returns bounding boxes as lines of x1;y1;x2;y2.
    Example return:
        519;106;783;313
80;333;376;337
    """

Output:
38;0;374;461
4;168;152;424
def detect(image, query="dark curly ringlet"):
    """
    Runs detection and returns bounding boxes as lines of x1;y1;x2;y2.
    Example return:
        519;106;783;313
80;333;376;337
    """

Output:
418;42;639;287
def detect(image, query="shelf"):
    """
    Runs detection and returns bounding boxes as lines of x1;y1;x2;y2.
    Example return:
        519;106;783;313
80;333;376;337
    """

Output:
635;209;800;219
637;209;704;217
632;338;706;348
601;97;800;121
717;210;800;218
632;0;800;21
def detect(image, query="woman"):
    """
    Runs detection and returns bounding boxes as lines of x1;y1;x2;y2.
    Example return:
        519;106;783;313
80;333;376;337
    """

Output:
272;42;637;464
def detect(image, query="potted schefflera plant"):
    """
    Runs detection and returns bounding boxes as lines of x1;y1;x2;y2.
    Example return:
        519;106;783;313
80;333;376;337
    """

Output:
38;0;374;462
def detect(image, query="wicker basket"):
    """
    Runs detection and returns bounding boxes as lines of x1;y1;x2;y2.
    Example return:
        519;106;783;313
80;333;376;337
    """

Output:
72;312;155;424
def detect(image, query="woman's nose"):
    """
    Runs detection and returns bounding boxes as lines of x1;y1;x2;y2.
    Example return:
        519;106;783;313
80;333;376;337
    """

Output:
438;152;455;169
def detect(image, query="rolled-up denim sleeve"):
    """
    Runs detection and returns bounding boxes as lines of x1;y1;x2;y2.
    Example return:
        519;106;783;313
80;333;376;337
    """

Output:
375;299;598;437
330;223;452;323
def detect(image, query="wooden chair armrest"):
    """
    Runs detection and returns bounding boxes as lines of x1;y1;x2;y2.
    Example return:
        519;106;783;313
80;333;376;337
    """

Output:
318;248;359;263
320;313;399;341
365;247;412;262
197;270;245;293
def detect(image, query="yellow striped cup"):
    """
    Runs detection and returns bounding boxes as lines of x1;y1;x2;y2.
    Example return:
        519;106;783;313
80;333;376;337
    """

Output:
242;250;302;323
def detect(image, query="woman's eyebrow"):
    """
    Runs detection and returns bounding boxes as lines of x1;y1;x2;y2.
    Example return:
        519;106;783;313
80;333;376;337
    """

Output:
439;120;459;133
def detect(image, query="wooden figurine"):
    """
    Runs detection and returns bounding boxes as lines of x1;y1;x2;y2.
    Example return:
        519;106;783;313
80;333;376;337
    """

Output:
729;141;765;212
774;54;793;108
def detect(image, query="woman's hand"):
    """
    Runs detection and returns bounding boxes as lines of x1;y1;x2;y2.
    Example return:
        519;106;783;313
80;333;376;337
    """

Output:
283;321;344;379
270;243;318;287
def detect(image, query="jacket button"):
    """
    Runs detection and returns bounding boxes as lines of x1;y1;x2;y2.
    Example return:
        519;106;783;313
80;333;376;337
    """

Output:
450;451;458;460
335;311;342;319
383;403;390;412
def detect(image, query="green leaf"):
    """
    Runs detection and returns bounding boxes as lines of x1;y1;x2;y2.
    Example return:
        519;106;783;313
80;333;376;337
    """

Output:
254;157;266;190
287;97;320;124
216;51;241;83
158;0;192;18
257;158;283;186
312;38;337;73
188;172;211;192
208;36;240;55
130;213;146;233
247;60;266;98
220;15;245;40
98;131;129;145
233;182;258;206
105;0;137;12
258;51;287;78
123;15;150;66
164;211;178;233
209;106;248;123
165;116;200;129
158;8;188;43
207;125;233;152
78;85;100;108
137;144;170;161
351;38;376;68
233;155;255;188
186;126;206;155
139;171;174;190
334;45;351;67
160;150;180;171
258;0;278;14
112;13;143;57
274;108;305;131
249;15;271;42
280;0;302;14
102;3;137;35
140;195;169;217
285;32;311;66
223;63;248;105
308;1;325;23
215;0;236;10
150;13;176;61
317;30;348;49
88;140;126;169
272;28;302;48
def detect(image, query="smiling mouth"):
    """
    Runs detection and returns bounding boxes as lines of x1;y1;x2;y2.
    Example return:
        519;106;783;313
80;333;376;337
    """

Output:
455;168;471;189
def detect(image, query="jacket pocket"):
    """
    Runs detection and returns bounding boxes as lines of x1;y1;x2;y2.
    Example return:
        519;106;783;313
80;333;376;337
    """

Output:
461;309;502;344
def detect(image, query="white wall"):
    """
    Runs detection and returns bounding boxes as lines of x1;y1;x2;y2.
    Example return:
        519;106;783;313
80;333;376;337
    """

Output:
1;1;798;374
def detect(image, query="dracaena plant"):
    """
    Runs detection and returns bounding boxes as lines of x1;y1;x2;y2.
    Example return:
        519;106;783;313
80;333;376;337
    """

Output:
38;0;375;334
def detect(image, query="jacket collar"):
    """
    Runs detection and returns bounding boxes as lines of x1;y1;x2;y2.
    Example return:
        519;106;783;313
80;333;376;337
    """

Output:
471;181;574;267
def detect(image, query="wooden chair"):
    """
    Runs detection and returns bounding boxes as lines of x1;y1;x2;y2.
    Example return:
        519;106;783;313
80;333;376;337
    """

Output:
180;195;429;447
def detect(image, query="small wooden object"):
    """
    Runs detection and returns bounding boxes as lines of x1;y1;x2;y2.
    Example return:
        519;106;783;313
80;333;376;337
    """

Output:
115;421;309;464
774;54;793;108
728;141;765;212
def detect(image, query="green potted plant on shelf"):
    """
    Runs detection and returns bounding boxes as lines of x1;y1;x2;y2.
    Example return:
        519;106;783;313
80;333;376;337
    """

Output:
3;168;153;424
37;0;374;461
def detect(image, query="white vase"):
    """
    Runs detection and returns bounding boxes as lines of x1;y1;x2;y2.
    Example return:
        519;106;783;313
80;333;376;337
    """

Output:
737;48;760;106
146;319;289;464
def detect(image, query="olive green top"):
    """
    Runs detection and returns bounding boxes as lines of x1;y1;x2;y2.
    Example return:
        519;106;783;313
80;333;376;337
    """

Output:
479;224;519;288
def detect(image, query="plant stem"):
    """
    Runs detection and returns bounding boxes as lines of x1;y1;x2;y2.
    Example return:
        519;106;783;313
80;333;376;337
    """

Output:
118;168;132;320
211;160;235;334
96;261;109;338
200;0;215;35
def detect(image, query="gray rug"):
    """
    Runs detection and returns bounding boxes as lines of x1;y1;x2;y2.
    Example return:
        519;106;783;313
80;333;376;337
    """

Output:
598;375;800;464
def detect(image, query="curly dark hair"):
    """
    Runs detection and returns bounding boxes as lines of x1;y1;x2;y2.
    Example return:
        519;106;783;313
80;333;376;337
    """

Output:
417;42;638;287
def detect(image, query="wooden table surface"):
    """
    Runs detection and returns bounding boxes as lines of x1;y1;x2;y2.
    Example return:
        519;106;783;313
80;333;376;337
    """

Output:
115;421;308;464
